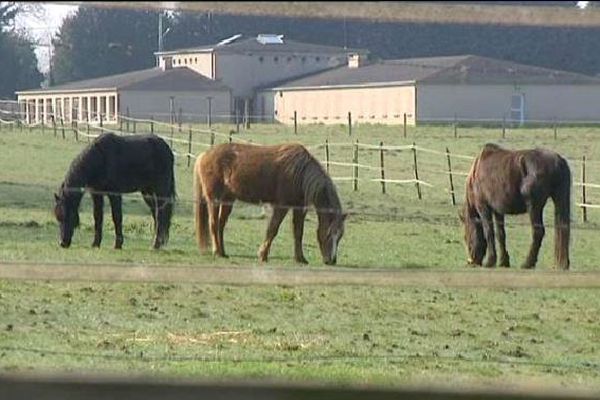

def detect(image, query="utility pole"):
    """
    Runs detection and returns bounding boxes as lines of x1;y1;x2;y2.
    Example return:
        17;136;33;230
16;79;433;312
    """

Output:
158;12;164;53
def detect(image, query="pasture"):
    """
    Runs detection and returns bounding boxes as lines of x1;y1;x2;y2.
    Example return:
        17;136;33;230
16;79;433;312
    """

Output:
0;122;599;389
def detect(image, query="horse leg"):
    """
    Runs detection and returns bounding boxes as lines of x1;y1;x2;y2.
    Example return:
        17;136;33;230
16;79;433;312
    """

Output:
478;206;497;268
293;208;309;264
494;212;510;267
208;200;223;257
142;192;157;235
91;194;104;247
522;202;545;269
217;200;234;258
258;206;289;263
108;194;124;249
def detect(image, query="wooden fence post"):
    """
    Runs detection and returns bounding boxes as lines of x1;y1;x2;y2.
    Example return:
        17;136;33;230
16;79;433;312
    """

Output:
553;119;558;140
150;116;154;134
403;113;407;139
348;111;352;136
582;155;588;223
52;115;57;138
73;121;78;142
453;114;458;139
502;115;506;139
60;118;65;140
294;111;297;135
412;142;422;200
229;130;232;143
244;98;250;129
86;115;90;142
99;113;103;128
41;120;45;135
187;126;193;168
380;141;386;194
210;130;215;147
446;147;456;206
178;107;182;134
126;107;130;132
207;97;212;128
325;139;330;174
353;140;359;191
133;120;137;134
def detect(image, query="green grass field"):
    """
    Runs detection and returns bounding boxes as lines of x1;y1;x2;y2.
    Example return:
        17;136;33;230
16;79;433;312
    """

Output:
0;122;599;390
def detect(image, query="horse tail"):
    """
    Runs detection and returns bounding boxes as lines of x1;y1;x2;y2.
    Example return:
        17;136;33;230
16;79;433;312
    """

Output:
553;156;571;270
162;164;176;245
193;153;209;253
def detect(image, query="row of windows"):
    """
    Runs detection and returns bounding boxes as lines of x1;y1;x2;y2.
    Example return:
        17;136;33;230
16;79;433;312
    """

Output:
170;55;332;66
174;57;199;66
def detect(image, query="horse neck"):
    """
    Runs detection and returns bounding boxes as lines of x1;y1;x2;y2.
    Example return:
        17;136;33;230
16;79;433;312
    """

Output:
64;147;95;189
303;167;341;217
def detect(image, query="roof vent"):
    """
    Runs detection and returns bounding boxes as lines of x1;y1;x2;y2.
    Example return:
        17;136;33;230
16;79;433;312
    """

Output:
257;34;284;45
348;53;365;68
217;34;242;46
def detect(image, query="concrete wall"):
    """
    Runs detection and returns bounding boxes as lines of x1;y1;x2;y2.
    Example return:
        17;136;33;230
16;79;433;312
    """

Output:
257;85;415;124
164;52;214;78
217;52;349;99
417;84;600;123
119;90;231;123
260;84;416;125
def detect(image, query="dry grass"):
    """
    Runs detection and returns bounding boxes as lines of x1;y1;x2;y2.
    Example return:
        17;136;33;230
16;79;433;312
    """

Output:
65;1;600;27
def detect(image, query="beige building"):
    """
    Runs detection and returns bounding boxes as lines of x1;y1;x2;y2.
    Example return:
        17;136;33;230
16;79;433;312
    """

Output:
16;66;231;125
155;34;366;116
259;55;600;125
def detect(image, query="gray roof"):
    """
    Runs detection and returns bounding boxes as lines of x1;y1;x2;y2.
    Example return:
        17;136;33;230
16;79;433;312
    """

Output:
265;55;600;90
157;35;367;56
17;67;230;94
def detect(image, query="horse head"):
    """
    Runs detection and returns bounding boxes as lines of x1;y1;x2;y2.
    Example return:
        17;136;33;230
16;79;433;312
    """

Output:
54;183;81;248
460;203;485;266
317;210;347;265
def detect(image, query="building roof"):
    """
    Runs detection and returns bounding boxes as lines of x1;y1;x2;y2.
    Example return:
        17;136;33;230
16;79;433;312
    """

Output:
17;67;230;95
156;34;367;56
264;55;600;90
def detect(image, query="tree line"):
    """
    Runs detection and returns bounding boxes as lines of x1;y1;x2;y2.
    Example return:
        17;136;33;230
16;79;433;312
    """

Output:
2;4;600;99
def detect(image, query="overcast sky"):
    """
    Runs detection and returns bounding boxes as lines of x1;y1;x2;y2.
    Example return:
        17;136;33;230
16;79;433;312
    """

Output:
14;3;79;73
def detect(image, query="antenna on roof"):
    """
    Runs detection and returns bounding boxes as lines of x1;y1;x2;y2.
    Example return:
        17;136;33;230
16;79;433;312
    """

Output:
217;34;242;46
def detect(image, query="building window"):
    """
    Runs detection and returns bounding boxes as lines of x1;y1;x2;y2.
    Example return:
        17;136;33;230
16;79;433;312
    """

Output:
279;91;283;98
287;56;292;63
301;56;306;64
184;58;188;65
315;56;321;62
274;56;279;63
194;57;198;63
258;56;264;63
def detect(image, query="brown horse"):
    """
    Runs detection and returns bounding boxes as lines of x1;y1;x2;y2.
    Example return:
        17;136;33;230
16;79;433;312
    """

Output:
461;143;571;270
193;143;347;265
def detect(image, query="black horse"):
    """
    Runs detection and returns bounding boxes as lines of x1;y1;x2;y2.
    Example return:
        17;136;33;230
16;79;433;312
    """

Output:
54;133;176;249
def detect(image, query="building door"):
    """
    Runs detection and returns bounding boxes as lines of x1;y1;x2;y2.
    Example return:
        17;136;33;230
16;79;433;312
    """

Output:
510;93;525;126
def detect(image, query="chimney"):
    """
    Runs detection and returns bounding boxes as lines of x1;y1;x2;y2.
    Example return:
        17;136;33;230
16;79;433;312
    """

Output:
348;53;365;68
161;56;173;71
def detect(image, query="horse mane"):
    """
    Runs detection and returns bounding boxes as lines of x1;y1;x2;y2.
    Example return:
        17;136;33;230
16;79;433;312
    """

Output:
278;144;340;212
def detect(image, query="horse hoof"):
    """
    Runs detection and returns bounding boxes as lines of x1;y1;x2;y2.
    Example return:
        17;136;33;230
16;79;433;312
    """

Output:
295;257;309;265
92;242;100;248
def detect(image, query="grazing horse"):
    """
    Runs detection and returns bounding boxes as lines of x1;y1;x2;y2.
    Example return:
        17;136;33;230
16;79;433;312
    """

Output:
54;133;176;249
461;143;571;270
193;143;347;265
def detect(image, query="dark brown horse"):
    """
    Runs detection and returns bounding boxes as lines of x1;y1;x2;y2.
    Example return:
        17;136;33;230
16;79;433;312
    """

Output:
461;143;571;270
54;133;175;249
193;143;347;265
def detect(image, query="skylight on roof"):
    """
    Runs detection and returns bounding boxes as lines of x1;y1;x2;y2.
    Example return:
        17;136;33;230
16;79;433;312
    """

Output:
217;34;242;46
257;34;284;45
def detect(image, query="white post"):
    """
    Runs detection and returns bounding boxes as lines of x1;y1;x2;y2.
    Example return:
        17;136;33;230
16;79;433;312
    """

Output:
96;95;101;122
114;94;119;123
42;97;47;124
34;98;40;124
87;96;92;123
24;99;30;124
78;96;83;123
